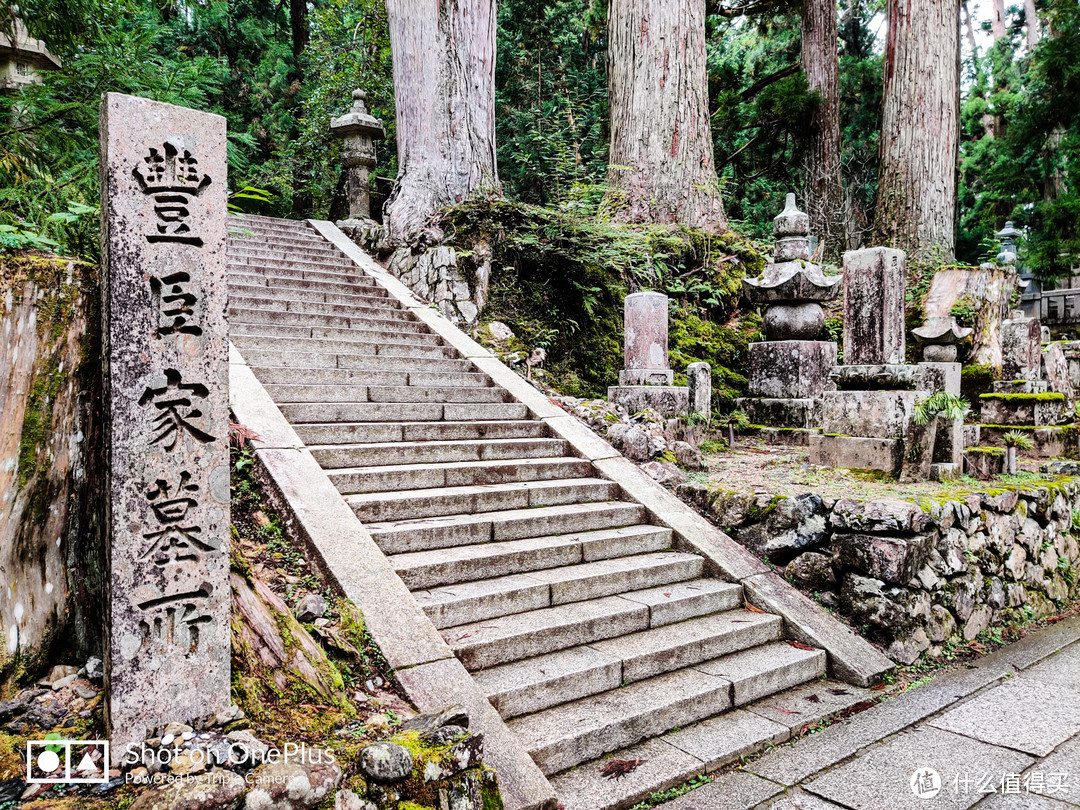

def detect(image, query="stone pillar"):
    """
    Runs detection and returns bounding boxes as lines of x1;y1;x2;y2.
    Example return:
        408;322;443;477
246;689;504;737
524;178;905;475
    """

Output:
330;90;385;223
687;362;712;421
1000;316;1043;381
843;247;907;365
100;93;230;762
620;291;673;385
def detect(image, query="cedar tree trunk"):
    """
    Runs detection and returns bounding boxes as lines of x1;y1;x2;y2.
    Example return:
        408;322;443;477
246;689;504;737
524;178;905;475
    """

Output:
605;0;727;231
801;0;844;255
383;0;500;244
873;0;961;262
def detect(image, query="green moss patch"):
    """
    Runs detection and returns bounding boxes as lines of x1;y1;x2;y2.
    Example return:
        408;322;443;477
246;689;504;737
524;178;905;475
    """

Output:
979;393;1066;402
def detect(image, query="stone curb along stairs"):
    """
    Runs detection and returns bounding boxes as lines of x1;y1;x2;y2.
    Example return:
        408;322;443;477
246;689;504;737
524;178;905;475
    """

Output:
225;214;894;810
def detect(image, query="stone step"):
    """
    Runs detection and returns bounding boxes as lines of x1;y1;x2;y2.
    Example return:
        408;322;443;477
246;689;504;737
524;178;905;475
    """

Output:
232;335;450;359
228;308;442;339
230;263;381;286
327;457;592;495
414;551;706;629
472;581;745;719
293;419;542;445
280;401;529;425
228;254;361;274
230;296;419;324
510;668;733;776
264;384;507;407
346;477;619;522
228;283;396;308
230;273;387;297
230;234;339;250
539;647;826;793
233;324;439;349
311;437;566;469
692;640;826;707
264;384;372;403
365;501;646;554
393;526;675;592
251;368;491;389
238;349;466;371
228;243;349;261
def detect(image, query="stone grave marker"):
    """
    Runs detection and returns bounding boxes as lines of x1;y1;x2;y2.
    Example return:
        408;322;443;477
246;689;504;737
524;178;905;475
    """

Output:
620;291;673;385
99;92;230;762
843;247;906;365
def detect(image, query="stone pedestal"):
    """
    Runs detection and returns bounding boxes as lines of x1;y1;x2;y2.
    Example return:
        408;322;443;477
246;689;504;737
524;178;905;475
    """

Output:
843;248;907;365
917;362;961;396
735;397;821;429
100;93;231;763
746;341;837;399
620;291;673;385
608;385;689;417
979;393;1067;426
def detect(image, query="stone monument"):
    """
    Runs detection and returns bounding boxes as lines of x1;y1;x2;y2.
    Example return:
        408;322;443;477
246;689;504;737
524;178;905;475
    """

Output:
331;89;385;227
100;92;231;762
608;292;705;418
811;248;963;478
735;193;841;438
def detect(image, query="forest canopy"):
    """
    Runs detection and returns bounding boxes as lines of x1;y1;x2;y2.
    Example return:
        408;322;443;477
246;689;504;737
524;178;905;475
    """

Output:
0;0;1077;278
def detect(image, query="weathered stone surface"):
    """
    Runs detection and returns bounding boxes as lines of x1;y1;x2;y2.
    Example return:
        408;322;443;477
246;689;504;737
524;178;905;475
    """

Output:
835;533;931;585
1044;342;1075;401
736;397;821;430
401;704;469;733
619;291;673;385
129;772;246;810
763;302;825;341
736;495;828;562
357;742;413;783
294;593;327;623
842;247;906;365
641;461;690;487
821;390;918;438
747;341;836;399
980;395;1067;427
100;92;230;762
964;447;1005;478
831;498;931;535
687;362;712;420
916;361;961;396
1001;315;1043;381
809;434;903;473
607;385;689;419
784;552;836;588
830;364;919;390
244;754;342;810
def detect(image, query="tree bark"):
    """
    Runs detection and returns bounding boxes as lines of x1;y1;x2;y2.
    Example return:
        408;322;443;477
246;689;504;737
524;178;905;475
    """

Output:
1025;0;1041;50
605;0;727;231
383;0;500;244
991;0;1008;40
289;0;309;61
800;0;845;255
873;0;961;263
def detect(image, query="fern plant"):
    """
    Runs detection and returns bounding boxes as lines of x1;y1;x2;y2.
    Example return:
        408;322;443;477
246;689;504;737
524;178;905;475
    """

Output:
1001;430;1035;475
912;390;970;426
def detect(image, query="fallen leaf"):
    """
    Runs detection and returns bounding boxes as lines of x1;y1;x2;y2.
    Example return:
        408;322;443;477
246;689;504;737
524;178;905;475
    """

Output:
745;604;766;614
600;759;645;780
871;682;888;691
804;693;821;703
787;641;816;651
827;688;851;696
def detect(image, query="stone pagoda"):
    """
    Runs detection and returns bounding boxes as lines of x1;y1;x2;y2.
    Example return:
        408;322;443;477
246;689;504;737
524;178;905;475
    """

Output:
734;193;841;440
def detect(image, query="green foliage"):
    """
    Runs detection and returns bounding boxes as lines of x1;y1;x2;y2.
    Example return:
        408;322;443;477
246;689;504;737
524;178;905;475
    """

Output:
949;295;978;328
912;390;971;426
1002;430;1036;451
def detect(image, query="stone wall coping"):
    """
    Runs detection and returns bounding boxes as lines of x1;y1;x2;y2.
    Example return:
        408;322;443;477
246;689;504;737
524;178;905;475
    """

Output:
308;218;895;689
228;342;556;810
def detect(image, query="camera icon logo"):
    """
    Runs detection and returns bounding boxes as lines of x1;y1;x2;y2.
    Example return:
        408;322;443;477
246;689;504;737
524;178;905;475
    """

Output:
26;739;110;784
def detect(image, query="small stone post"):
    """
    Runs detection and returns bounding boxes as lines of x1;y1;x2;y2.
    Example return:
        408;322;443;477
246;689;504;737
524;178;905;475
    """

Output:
687;362;712;421
100;93;230;763
843;247;907;365
331;90;385;223
620;291;673;385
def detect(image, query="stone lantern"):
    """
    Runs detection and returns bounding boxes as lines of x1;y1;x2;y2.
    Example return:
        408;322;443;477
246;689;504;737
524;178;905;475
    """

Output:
330;89;385;224
996;221;1022;265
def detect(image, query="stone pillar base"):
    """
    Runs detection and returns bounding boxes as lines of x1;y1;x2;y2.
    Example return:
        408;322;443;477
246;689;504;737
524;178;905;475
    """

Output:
608;385;689;417
746;340;837;399
810;434;903;473
752;427;822;447
980;395;1067;427
734;397;821;430
917;362;961;395
619;368;674;386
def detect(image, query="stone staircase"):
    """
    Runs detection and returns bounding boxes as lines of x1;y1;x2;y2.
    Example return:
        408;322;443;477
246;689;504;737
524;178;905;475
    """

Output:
227;214;877;810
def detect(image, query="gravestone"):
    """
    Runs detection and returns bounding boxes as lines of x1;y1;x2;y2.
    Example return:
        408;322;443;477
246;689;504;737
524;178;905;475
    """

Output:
687;362;712;421
100;93;230;763
1000;316;1043;382
608;292;690;417
843;248;906;365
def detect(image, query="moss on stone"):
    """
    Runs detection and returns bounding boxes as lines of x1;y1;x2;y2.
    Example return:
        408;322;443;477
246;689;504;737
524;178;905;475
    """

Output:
979;393;1066;403
965;447;1006;457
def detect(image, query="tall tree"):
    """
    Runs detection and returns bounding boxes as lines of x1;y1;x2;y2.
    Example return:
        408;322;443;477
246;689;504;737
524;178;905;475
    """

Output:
605;0;726;231
991;0;1008;40
1025;0;1041;49
873;0;961;262
290;0;309;60
801;0;844;254
383;0;500;243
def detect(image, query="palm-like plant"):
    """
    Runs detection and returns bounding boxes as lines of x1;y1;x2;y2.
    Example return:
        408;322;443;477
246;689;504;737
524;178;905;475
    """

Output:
1001;430;1035;475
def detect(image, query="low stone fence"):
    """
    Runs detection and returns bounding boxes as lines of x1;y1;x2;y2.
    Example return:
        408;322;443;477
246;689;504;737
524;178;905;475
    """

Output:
678;480;1080;664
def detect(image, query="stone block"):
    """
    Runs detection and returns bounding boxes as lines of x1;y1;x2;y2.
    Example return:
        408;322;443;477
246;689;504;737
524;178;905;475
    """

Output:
821;390;918;438
963;424;981;446
979;425;1079;460
831;498;932;534
930;463;961;481
964;447;1005;478
835;533;931;584
735;397;820;429
100;93;230;763
687;361;711;420
620;291;673;385
608;385;689;417
933;417;964;466
992;379;1048;394
842;247;906;365
746;340;837;399
831;364;920;391
1001;316;1042;381
810;435;903;473
754;427;820;446
980;394;1067;426
1044;341;1075;401
916;361;961;395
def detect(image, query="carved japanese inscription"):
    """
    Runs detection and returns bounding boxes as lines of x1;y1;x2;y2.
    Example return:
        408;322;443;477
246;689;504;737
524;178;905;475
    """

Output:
100;93;229;764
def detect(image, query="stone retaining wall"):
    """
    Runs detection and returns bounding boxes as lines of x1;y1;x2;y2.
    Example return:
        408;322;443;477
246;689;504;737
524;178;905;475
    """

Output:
678;480;1080;664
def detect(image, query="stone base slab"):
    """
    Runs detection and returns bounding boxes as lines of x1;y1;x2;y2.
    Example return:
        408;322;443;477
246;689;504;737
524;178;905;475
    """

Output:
979;425;1079;459
810;434;904;473
735;398;821;430
930;463;961;481
619;368;674;386
821;390;918;439
608;385;689;417
747;341;837;399
964;447;1006;478
980;396;1067;427
750;427;822;447
917;362;961;396
992;380;1049;395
